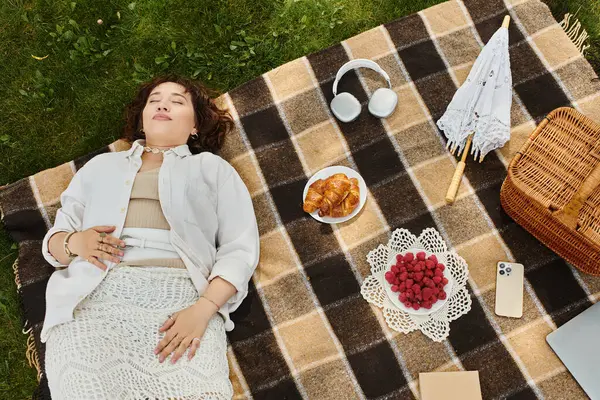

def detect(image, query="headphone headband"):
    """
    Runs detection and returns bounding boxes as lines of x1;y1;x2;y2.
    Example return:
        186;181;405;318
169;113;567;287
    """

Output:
332;59;392;96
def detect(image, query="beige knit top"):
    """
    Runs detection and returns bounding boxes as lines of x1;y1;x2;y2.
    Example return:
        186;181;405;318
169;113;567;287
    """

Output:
123;168;185;268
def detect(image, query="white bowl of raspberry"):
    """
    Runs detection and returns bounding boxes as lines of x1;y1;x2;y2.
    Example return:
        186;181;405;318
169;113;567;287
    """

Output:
382;249;454;315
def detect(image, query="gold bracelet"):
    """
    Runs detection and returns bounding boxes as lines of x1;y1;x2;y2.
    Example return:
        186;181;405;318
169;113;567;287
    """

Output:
201;295;221;311
63;231;78;258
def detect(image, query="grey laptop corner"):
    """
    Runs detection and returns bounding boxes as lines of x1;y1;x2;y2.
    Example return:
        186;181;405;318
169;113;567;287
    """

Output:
546;301;600;399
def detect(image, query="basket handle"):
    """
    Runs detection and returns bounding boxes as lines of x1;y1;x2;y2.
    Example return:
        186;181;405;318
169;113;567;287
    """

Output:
554;157;600;229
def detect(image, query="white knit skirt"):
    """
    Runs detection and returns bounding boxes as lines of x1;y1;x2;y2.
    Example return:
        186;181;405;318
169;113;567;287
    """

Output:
45;265;233;400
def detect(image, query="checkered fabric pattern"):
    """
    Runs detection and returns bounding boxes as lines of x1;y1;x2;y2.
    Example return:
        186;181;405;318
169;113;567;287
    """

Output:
1;0;600;398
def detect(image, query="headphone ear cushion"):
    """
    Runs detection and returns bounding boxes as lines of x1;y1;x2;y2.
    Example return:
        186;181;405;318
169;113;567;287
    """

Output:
330;92;361;123
368;88;398;118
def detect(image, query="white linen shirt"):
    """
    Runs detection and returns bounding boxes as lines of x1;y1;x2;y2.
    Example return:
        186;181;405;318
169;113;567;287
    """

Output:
40;139;259;342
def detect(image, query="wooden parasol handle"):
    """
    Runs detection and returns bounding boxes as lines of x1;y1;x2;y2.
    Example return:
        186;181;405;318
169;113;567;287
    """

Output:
446;135;473;204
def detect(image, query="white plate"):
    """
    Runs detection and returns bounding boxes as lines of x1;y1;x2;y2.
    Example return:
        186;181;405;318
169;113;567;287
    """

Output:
302;166;368;224
381;248;453;316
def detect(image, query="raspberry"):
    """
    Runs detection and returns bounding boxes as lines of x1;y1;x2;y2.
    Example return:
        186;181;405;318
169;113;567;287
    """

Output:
415;294;423;302
399;272;408;281
414;265;422;272
399;293;407;302
394;277;400;285
399;282;406;292
433;276;442;284
425;269;434;278
403;253;414;263
434;269;443;277
385;271;394;283
427;280;435;288
428;255;438;264
425;260;434;269
396;254;404;263
391;285;399;292
406;289;414;299
406;279;414;288
412;303;421;311
433;287;440;295
412;284;421;294
442;277;448;285
423;301;432;309
411;259;418;266
431;294;438;302
438;263;445;271
407;264;414;272
414;272;424;282
438;291;447;300
391;265;399;274
400;267;407;274
404;301;412;308
416;252;426;261
422;287;433;300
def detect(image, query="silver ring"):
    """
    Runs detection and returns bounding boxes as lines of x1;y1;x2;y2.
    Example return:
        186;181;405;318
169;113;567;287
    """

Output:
168;315;174;321
192;337;201;343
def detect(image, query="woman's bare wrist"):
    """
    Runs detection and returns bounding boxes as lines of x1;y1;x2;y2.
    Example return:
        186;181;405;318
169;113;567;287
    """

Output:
196;296;220;316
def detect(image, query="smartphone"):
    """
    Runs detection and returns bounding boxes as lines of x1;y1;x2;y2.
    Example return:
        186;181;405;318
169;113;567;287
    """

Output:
495;262;524;318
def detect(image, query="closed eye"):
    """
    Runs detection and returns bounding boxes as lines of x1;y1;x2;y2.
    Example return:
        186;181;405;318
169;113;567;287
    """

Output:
149;100;183;104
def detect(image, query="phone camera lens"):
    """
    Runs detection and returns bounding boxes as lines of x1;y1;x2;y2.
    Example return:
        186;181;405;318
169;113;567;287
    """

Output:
506;267;512;273
499;270;505;275
499;263;505;269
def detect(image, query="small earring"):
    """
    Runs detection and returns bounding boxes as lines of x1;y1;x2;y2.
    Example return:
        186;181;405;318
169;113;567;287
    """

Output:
191;131;199;139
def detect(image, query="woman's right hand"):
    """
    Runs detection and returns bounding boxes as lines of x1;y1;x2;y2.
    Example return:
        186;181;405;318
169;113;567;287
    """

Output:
68;225;125;271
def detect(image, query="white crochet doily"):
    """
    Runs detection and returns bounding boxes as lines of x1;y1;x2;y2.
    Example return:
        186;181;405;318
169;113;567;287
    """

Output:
360;228;472;342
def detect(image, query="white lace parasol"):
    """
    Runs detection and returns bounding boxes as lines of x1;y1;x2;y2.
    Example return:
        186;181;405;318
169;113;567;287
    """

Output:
360;228;472;342
437;23;512;161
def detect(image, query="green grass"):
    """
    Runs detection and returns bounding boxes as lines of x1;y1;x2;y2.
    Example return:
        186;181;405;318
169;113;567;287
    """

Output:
0;0;598;397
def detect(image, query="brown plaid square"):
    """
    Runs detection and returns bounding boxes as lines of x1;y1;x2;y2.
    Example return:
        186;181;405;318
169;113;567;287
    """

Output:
421;1;469;36
413;156;470;206
294;121;348;174
281;89;330;136
457;234;508;289
267;58;315;101
278;311;340;370
230;153;264;197
507;321;563;380
532;26;582;70
345;27;392;60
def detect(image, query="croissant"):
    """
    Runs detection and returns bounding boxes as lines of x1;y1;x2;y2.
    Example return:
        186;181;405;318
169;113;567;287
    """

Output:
318;173;352;217
330;178;360;217
303;179;326;213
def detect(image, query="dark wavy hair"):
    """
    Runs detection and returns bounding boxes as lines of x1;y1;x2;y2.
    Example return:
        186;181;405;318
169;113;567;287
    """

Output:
121;74;234;154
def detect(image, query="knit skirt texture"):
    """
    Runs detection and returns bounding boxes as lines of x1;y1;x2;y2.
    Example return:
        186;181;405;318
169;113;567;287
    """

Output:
45;265;233;400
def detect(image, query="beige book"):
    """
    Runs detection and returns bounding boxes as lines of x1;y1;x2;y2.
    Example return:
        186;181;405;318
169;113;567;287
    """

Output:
419;371;483;400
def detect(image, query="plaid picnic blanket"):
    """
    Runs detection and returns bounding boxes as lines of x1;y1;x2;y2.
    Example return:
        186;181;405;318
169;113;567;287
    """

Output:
1;0;600;398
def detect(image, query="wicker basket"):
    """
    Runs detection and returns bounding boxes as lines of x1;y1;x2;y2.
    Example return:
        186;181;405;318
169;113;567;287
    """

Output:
500;107;600;275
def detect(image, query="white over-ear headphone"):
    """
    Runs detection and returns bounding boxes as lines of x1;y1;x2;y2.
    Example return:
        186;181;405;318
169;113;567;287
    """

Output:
330;59;398;123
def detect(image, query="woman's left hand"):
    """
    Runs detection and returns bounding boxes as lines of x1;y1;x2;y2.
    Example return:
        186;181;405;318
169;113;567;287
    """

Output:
154;300;216;364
